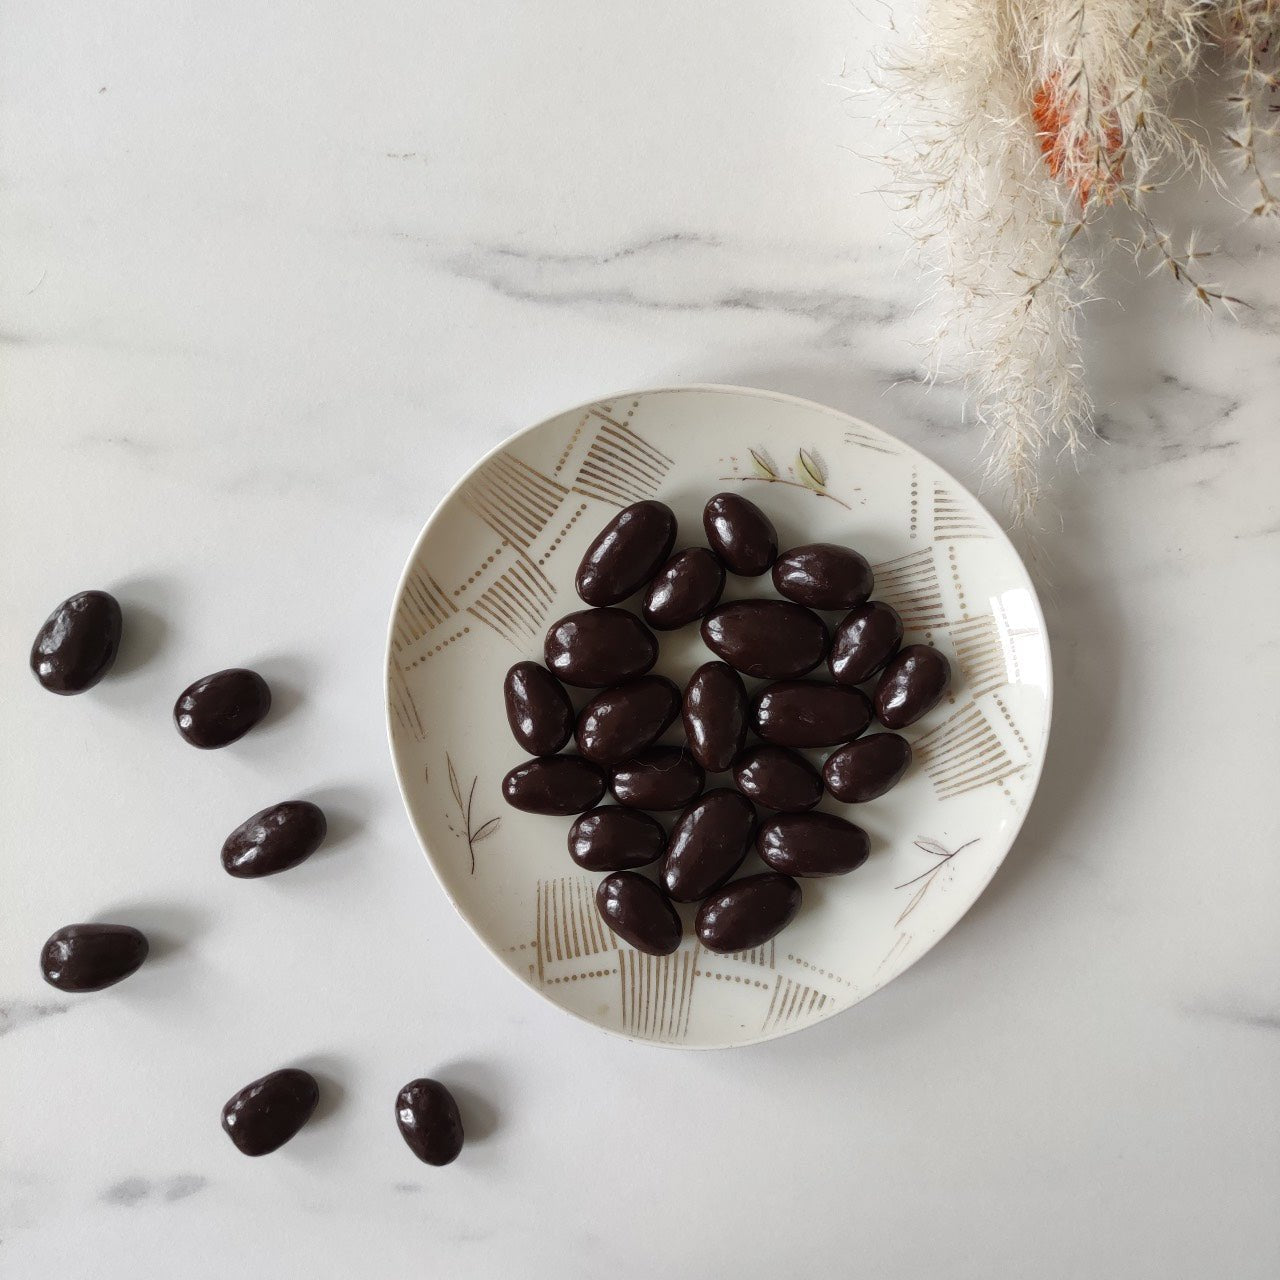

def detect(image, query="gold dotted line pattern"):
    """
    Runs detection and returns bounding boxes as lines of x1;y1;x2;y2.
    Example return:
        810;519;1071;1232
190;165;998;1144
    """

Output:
554;415;589;474
694;969;771;990
992;694;1028;801
451;547;504;597
536;504;589;568
406;626;470;667
545;968;617;985
504;941;536;953
909;472;919;540
786;954;851;986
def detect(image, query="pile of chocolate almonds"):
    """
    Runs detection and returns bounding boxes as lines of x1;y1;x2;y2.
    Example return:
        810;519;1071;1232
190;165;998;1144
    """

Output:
502;493;950;957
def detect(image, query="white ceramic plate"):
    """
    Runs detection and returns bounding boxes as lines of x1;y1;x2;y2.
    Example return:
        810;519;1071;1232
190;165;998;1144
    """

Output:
387;386;1051;1048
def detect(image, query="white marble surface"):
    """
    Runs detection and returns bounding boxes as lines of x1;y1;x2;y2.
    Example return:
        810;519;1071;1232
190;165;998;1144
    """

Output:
2;2;1278;1276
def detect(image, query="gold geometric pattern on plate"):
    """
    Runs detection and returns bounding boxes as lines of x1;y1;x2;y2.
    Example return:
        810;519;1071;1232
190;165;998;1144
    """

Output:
913;699;1027;800
763;975;829;1031
571;409;674;506
393;566;458;652
844;425;900;456
618;948;699;1041
466;555;555;646
463;451;568;549
534;876;614;981
871;547;947;631
387;654;426;743
932;482;991;540
950;613;1007;698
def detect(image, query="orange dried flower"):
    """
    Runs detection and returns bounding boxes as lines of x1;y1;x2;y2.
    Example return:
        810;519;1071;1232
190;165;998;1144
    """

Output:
1032;72;1124;206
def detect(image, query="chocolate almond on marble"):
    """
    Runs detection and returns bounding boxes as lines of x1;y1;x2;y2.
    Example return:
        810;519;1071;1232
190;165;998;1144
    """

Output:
733;744;823;812
221;1068;319;1157
174;668;272;748
504;661;574;756
643;547;726;630
396;1078;465;1167
221;801;328;878
700;600;828;680
695;873;802;953
575;675;681;766
702;492;778;576
40;923;148;993
682;661;748;773
828;601;903;686
502;756;607;815
596;871;683;956
771;544;873;611
576;500;678;607
659;788;757;902
823;733;912;803
610;746;705;811
544;608;658;688
29;590;123;694
757;812;870;877
874;644;951;729
750;680;872;748
568;806;667;872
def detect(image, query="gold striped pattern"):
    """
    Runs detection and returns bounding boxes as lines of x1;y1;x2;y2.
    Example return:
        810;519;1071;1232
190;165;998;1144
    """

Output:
727;940;776;968
466;556;554;646
462;452;568;549
871;548;946;630
762;975;828;1030
843;426;899;455
572;412;674;507
393;567;457;651
387;655;426;742
535;877;614;980
914;700;1024;800
933;482;990;539
619;948;699;1040
950;614;1007;698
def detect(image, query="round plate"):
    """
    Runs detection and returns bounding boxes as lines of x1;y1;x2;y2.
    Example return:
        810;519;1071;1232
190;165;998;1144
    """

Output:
386;386;1051;1048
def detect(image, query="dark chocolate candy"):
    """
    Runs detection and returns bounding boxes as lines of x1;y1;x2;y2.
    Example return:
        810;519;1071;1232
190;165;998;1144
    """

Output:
757;812;870;877
174;668;272;748
575;675;681;766
221;801;328;878
610;746;705;811
221;1068;319;1157
544;608;657;688
596;872;682;955
40;923;148;993
395;1078;465;1166
695;873;801;953
702;493;778;576
700;600;828;680
682;661;748;773
874;644;951;729
576;501;677;607
659;788;757;902
823;733;912;803
750;680;872;748
568;806;667;872
771;544;873;611
828;601;904;686
502;756;607;815
29;590;123;694
643;548;725;630
503;661;574;756
733;745;823;812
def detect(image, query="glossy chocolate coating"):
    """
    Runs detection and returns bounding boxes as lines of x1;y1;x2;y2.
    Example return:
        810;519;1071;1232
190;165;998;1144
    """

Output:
757;812;870;877
544;608;657;688
503;661;574;756
771;544;873;611
733;745;823;812
576;500;678;606
751;680;872;748
395;1078;464;1166
682;661;748;773
695;873;801;953
40;923;148;992
221;1068;319;1157
568;806;667;871
643;547;726;630
502;756;607;815
575;675;681;766
823;733;912;803
610;747;705;811
660;789;757;902
874;644;951;729
701;600;828;680
596;871;683;955
30;591;122;695
221;801;328;878
828;601;904;686
702;492;778;576
174;668;272;748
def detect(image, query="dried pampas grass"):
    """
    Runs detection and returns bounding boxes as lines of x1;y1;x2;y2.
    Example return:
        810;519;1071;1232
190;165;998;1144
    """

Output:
874;0;1279;523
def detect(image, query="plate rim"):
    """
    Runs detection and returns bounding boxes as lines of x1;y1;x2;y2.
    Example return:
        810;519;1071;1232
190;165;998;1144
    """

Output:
385;383;1055;1049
